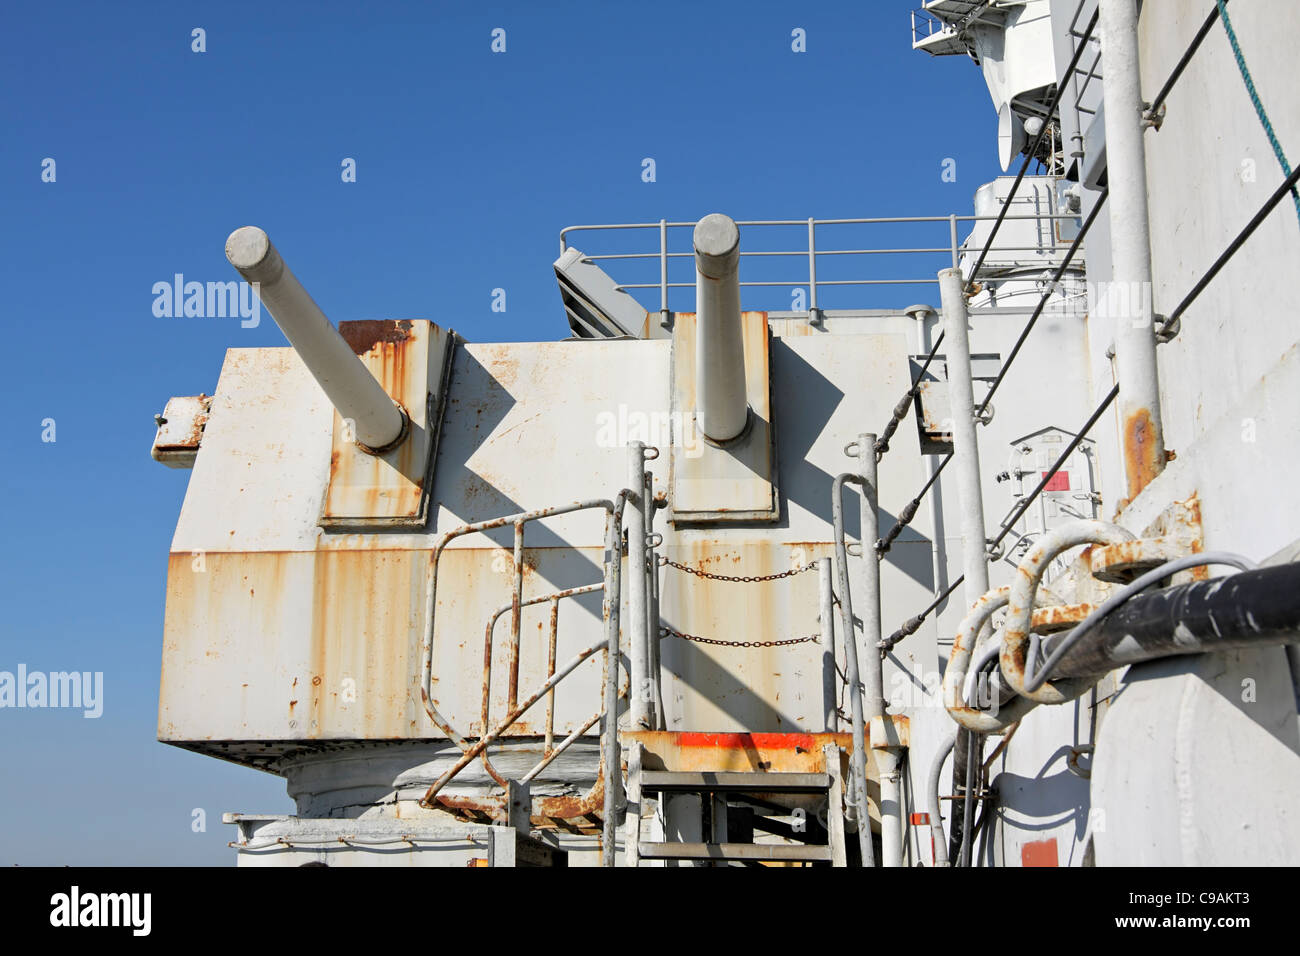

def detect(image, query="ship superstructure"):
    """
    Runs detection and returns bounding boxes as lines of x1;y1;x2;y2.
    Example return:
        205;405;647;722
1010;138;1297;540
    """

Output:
153;0;1300;866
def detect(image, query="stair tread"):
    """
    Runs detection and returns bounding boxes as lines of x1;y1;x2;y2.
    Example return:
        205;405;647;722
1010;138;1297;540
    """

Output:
639;770;829;793
639;841;832;862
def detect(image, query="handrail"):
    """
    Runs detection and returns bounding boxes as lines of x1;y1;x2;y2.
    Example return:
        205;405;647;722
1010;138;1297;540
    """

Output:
420;497;617;740
477;583;606;788
417;493;631;865
558;206;1077;314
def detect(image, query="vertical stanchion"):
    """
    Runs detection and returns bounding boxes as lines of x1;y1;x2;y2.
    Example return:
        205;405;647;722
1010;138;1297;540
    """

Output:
1099;0;1166;500
627;442;652;729
819;557;838;733
857;434;903;867
600;497;626;867
832;472;875;867
938;267;990;867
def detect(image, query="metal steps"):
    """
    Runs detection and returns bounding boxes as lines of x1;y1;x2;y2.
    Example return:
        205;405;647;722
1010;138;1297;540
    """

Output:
638;842;833;863
623;740;848;867
639;771;831;794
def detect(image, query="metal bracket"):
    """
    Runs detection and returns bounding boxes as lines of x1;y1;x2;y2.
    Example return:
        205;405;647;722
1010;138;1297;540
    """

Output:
319;320;456;529
1155;313;1181;343
668;311;779;523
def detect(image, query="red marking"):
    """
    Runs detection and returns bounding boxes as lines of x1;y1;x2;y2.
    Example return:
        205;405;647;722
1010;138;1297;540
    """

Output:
677;733;815;750
1021;838;1059;867
910;813;930;826
1041;471;1071;492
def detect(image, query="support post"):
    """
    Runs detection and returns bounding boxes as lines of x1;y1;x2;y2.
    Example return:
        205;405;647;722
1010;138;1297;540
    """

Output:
645;467;666;729
857;434;903;868
818;557;838;733
627;441;653;730
1099;0;1166;500
832;472;875;868
937;270;991;607
600;499;625;867
938;267;991;866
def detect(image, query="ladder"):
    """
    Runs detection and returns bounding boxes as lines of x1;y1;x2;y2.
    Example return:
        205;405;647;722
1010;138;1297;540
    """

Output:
623;734;851;867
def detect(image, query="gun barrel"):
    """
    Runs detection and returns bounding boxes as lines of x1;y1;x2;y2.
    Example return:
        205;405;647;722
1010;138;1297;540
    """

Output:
693;213;749;443
225;227;406;452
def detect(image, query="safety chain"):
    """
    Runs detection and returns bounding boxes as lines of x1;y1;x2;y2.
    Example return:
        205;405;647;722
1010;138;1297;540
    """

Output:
658;557;819;584
659;625;819;649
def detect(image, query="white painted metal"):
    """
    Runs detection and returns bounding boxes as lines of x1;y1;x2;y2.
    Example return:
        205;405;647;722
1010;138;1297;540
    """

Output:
855;434;903;867
224;226;405;451
818;557;837;733
938;268;991;604
693;213;748;442
158;0;1300;869
627;441;652;730
1098;0;1166;498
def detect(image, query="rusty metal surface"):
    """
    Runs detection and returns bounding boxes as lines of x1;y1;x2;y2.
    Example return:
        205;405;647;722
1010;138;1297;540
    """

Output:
320;320;454;528
916;379;953;450
624;730;855;773
151;394;213;468
1000;520;1134;707
623;728;896;830
1121;405;1164;506
1029;602;1096;633
159;330;934;773
159;546;617;744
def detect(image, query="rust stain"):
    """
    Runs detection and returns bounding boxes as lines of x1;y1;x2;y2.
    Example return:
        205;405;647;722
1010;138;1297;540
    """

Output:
338;319;413;355
1030;603;1095;634
1122;407;1163;503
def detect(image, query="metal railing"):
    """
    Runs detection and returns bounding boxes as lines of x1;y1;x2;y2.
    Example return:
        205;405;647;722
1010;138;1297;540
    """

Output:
418;494;630;866
558;207;1078;317
1067;0;1104;117
910;2;997;48
910;7;951;45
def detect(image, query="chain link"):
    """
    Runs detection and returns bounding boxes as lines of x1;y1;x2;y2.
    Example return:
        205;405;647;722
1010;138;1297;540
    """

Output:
659;625;819;649
658;557;819;584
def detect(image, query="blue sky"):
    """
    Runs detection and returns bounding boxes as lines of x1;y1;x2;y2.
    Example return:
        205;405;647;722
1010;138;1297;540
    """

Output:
0;1;1000;864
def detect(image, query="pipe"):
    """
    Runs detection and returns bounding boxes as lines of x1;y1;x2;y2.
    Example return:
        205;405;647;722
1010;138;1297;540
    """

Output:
937;266;990;864
1098;0;1166;500
856;436;887;724
627;442;652;730
832;472;875;867
999;520;1135;705
693;213;749;443
856;434;902;868
1040;560;1300;679
942;585;1058;733
600;493;627;867
905;304;948;618
937;269;991;606
645;465;666;729
224;226;407;453
927;728;958;867
819;557;838;733
1025;551;1256;691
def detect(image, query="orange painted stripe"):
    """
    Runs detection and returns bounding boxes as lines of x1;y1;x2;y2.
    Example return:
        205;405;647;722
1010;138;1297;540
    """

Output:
910;813;930;826
676;732;816;750
1021;838;1059;867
